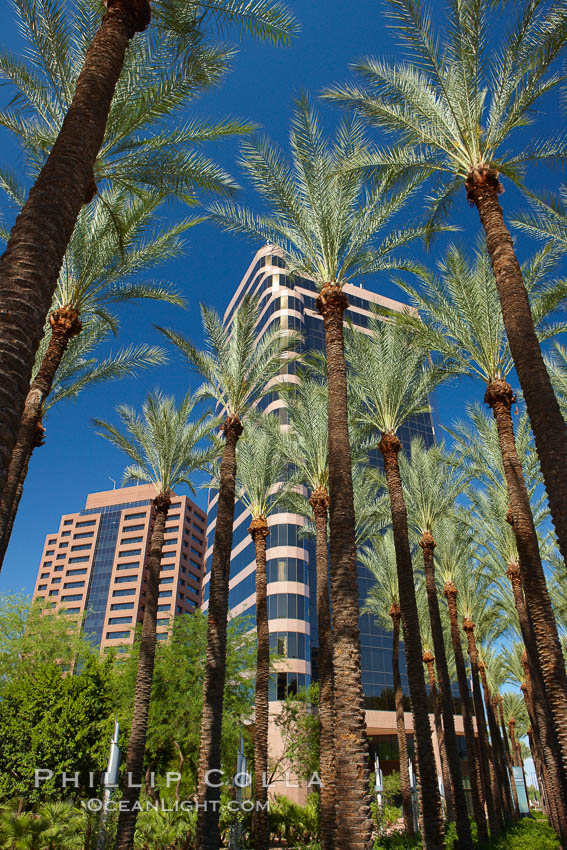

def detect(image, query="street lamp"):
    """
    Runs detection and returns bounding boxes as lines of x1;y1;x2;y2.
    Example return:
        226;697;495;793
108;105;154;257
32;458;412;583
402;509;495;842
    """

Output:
96;720;120;850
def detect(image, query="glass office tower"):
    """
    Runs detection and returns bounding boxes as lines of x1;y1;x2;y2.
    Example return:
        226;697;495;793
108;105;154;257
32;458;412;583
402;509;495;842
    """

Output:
33;484;206;651
201;246;436;709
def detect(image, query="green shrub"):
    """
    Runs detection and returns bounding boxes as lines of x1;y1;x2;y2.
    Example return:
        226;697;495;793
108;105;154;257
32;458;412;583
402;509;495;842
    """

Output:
486;817;559;849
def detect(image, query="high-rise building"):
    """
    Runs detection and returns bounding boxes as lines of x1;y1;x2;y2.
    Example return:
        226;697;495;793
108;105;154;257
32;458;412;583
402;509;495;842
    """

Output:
32;484;207;650
203;246;467;795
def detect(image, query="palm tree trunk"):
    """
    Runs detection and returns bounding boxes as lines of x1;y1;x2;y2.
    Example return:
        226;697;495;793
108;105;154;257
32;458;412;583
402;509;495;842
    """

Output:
196;414;242;850
522;684;560;829
423;651;456;826
496;696;520;819
0;424;42;568
478;663;514;824
527;726;551;820
0;309;81;555
309;487;336;850
317;284;372;850
521;653;567;841
0;1;148;494
114;493;169;850
485;379;567;788
462;619;503;836
506;560;567;842
468;172;567;563
390;605;415;837
250;516;270;850
443;583;488;843
421;533;473;848
378;432;443;849
508;718;520;767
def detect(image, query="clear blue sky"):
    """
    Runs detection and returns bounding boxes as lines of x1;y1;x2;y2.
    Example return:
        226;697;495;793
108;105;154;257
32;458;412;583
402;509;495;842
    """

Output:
0;0;563;601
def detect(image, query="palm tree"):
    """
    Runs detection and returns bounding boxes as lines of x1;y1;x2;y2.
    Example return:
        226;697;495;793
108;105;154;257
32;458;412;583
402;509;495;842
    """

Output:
0;187;185;555
465;479;567;841
389;243;567;792
485;653;521;820
279;376;335;850
134;808;195;850
500;691;529;768
233;412;290;850
400;437;473;847
0;0;297;496
477;649;517;822
159;297;297;850
460;617;504;835
434;518;489;841
0;318;166;567
361;531;414;837
451;405;567;842
206;97;438;850
347;316;445;848
498;644;556;815
418;627;455;827
324;0;567;584
94;390;214;850
446;520;507;836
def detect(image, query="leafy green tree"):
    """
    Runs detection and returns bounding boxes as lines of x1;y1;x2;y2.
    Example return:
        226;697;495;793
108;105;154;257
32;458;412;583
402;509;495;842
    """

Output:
0;0;296;520
206;95;439;850
0;656;114;806
94;390;214;850
347;315;445;846
324;0;567;630
159;296;297;848
115;610;255;805
272;684;320;786
0;594;95;692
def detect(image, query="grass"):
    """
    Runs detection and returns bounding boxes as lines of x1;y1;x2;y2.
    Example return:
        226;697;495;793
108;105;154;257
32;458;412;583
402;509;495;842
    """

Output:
371;817;559;850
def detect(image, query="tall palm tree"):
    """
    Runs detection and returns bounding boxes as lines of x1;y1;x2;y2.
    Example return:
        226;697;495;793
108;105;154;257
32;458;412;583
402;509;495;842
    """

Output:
400;437;473;847
324;0;567;582
434;519;489;841
0;318;166;566
545;343;567;420
442;518;506;837
94;390;214;850
485;652;521;820
206;97;438;850
419;632;455;826
159;297;297;850
451;405;567;841
388;244;567;791
361;531;414;837
477;649;517;822
466;480;567;841
347;316;445;848
234;412;289;850
279;376;336;850
0;187;186;555
0;0;296;496
499;644;555;815
460;618;504;835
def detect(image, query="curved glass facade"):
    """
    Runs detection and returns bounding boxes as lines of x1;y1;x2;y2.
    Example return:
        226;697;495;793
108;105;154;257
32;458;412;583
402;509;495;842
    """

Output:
202;247;444;708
